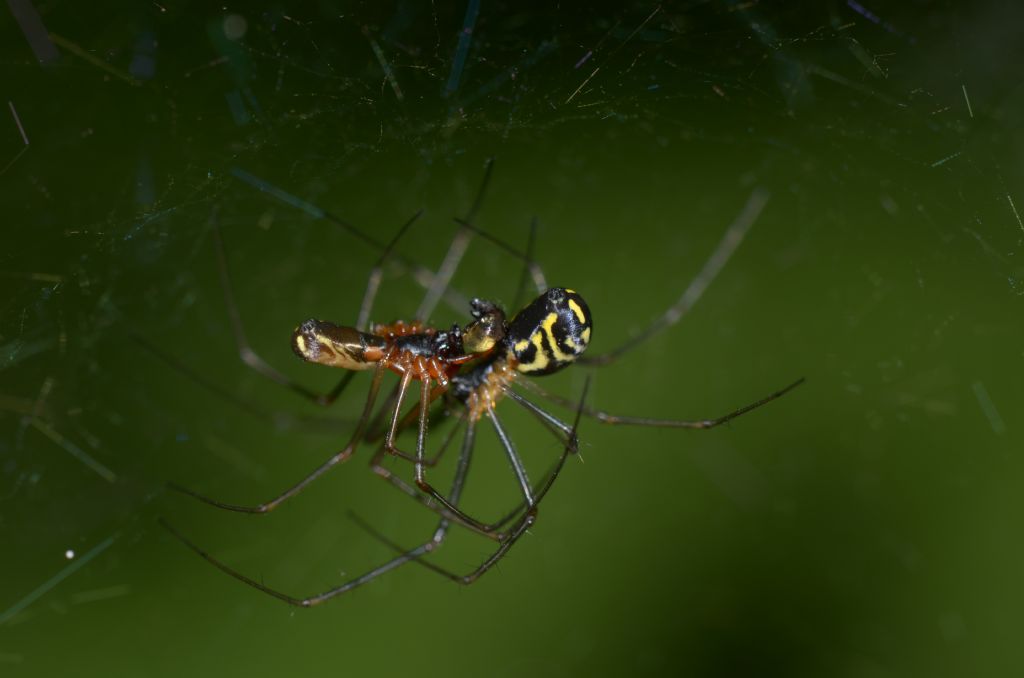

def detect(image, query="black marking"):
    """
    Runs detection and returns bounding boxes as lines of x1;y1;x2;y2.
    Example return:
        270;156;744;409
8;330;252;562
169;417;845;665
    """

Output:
450;354;501;403
394;333;436;357
506;288;592;375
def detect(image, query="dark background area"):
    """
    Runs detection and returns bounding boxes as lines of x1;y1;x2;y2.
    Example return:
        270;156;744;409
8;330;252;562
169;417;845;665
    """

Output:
3;1;1023;676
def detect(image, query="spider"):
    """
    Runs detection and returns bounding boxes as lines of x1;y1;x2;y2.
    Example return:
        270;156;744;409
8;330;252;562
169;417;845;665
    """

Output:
158;161;803;606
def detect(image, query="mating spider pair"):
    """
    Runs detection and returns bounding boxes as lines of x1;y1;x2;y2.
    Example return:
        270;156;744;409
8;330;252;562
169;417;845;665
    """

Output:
159;161;802;607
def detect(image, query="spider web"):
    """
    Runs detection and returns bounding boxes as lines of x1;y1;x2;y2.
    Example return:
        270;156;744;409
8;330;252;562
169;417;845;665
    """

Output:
2;1;1023;675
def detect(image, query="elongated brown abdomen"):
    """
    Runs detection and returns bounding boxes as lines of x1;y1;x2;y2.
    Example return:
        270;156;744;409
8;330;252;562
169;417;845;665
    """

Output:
291;320;387;370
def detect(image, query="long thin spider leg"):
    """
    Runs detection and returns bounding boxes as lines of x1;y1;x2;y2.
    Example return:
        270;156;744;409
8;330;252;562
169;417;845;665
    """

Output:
129;330;352;432
361;377;591;586
373;384;580;537
406;380;535;534
368;379;451;449
214;412;464;607
362;411;477;557
502;386;577;450
382;370;415;454
213;225;354;407
370;442;506;541
444;416;475;517
475;395;580;533
168;364;386;514
356;427;561;568
512;217;546;310
159;405;483;608
400;379;518;536
487;403;535;506
438;394;579;534
368;376;505;541
369;384;542;541
357;210;424;332
452;216;548;298
232;162;545;325
387;408;464;468
516;376;805;429
408;395;559;540
415;157;495;321
581;187;770;367
231;167;471;316
160;517;420;607
350;507;535;586
374;382;447;460
365;379;403;443
230;168;389;251
320;206;471;316
413;378;433;480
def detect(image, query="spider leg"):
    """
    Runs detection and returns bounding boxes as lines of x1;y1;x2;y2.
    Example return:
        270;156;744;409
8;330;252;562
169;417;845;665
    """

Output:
359;377;590;586
129;330;354;432
370;377;507;540
456;387;580;531
168;364;386;514
350;408;479;558
467;395;580;533
502;386;577;451
365;378;404;443
385;385;572;467
368;381;444;449
159;516;416;607
516;376;805;429
370;373;574;541
215;206;421;404
486;403;535;506
157;407;480;607
356;209;424;332
385;407;464;468
393;395;540;532
415;157;494;322
233;161;543;328
581;187;770;367
369;372;585;539
383;371;416;448
213;224;354;407
230;167;471;316
140;207;418;429
401;386;543;532
512;216;547;309
452;215;548;301
398;389;578;533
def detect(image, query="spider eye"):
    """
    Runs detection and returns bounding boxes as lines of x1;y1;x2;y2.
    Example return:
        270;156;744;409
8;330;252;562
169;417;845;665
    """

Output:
507;288;592;375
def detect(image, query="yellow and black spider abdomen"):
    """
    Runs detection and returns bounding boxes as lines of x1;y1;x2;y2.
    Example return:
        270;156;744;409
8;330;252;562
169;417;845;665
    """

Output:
507;288;592;375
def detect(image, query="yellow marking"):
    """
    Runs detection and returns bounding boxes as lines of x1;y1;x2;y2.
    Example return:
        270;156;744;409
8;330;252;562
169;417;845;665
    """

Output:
520;331;550;372
294;334;307;353
465;334;496;353
581;327;591;344
514;330;550;374
568;298;587;324
306;330;375;370
541;313;574;363
566;288;576;293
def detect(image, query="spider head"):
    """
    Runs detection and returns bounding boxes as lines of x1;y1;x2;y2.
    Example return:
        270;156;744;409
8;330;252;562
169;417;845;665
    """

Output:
506;288;592;375
461;298;507;355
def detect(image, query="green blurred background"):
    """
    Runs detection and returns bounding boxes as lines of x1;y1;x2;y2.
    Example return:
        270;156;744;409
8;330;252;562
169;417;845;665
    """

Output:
3;1;1023;676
